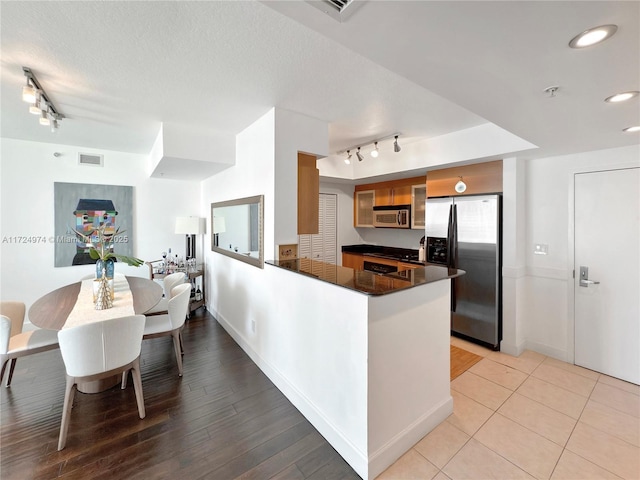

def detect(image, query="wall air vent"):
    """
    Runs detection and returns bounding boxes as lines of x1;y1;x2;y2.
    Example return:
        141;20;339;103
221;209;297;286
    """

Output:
307;0;363;23
78;153;104;167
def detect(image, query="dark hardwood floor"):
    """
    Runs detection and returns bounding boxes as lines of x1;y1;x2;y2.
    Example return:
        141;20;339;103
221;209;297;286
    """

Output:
1;310;360;479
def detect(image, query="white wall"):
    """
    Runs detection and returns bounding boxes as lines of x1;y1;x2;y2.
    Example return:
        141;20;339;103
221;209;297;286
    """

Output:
0;138;201;320
319;182;363;257
523;144;640;361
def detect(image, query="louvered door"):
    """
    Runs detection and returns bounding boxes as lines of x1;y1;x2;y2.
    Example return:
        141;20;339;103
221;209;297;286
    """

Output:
299;193;337;270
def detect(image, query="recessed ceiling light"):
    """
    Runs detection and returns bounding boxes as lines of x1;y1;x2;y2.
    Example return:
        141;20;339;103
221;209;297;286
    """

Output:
623;126;640;133
569;24;617;48
604;91;639;103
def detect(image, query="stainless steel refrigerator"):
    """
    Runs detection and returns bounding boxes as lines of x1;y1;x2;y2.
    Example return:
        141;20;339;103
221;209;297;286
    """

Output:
425;194;502;350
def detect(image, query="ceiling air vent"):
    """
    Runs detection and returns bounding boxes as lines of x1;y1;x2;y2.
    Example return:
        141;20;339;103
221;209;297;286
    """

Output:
78;153;104;167
307;0;363;22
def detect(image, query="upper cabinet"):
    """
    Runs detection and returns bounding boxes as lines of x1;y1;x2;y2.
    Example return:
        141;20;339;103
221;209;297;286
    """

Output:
374;184;412;206
354;190;375;227
354;176;425;228
411;184;426;229
298;152;320;235
426;160;503;197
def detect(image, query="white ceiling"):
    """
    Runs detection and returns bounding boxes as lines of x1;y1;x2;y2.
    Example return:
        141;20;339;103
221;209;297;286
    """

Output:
1;1;638;181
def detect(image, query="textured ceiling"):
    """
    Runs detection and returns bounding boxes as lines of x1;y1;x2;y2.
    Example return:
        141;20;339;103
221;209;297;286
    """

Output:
1;1;638;180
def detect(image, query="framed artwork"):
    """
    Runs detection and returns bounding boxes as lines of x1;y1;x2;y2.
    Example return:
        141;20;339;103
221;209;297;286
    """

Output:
54;182;134;268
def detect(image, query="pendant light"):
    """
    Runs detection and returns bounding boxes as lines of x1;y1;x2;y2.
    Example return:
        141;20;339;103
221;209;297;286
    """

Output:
454;176;467;193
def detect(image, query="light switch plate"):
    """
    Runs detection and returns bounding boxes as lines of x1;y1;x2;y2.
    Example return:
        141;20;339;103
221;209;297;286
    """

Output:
534;243;548;255
277;244;298;260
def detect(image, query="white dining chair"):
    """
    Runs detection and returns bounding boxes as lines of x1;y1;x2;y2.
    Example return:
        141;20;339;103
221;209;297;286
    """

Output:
142;283;191;377
0;301;60;387
57;315;146;450
143;272;186;315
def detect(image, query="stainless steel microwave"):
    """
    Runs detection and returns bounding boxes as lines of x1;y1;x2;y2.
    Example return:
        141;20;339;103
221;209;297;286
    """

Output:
372;205;411;228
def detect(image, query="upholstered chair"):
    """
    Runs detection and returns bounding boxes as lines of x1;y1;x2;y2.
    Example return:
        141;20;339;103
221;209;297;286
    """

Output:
143;272;186;315
0;301;59;387
57;315;146;450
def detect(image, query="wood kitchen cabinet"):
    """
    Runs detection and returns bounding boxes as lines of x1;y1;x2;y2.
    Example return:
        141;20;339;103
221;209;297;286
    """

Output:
298;152;319;234
341;253;421;273
354;190;375;227
342;252;364;270
411;184;426;229
374;184;411;206
354;176;424;227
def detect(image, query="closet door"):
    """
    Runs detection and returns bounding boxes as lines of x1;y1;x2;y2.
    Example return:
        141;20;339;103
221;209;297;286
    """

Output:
299;193;337;266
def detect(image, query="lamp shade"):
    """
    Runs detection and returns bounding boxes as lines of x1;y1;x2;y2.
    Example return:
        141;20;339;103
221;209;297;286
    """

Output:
175;216;206;235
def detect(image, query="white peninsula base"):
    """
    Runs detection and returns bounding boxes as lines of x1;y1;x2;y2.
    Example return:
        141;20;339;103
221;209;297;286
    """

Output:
216;265;453;479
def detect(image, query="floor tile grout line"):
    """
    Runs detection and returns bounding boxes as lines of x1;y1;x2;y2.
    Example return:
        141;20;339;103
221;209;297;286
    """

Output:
461;359;564;480
452;371;519;399
451;345;639;480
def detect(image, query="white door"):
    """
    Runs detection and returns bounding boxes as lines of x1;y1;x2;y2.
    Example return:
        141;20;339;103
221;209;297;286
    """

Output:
574;167;640;384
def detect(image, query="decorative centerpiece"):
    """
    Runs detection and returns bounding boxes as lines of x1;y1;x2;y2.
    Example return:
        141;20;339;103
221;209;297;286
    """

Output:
94;268;113;310
73;224;144;306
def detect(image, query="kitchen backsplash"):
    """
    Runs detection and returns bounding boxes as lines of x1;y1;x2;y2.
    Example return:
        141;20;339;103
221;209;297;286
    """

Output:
357;228;425;250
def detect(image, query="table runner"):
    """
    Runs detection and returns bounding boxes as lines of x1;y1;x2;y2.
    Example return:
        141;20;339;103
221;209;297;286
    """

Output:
63;274;135;329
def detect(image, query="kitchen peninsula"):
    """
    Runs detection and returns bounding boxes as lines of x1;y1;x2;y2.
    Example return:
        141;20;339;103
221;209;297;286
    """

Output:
265;259;463;479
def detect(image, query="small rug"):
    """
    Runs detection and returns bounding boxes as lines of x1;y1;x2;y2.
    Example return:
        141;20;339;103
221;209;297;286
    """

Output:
450;345;483;380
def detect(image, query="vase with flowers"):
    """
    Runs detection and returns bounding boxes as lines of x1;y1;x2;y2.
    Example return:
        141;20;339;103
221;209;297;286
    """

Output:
73;224;143;307
72;224;144;277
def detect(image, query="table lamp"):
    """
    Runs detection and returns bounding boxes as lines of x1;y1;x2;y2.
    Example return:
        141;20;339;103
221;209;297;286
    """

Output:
175;216;206;260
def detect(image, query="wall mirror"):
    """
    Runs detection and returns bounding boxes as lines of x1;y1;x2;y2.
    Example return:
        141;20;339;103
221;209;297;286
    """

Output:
211;195;264;268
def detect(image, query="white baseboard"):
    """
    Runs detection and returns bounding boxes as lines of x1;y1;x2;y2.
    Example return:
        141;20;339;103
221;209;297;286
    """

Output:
368;396;453;479
524;339;569;363
213;309;369;478
500;339;525;357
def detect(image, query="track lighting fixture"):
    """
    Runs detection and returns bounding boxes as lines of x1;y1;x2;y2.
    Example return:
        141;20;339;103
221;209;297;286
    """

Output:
371;142;379;158
338;133;402;164
393;135;401;153
21;66;64;131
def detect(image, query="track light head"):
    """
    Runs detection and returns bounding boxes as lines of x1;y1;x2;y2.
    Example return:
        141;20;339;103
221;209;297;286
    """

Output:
393;136;401;153
356;147;364;162
39;110;50;126
344;150;351;165
371;142;379;158
22;80;36;104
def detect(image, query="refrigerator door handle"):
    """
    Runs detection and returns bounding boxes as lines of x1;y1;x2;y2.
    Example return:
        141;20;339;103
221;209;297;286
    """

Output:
448;204;458;311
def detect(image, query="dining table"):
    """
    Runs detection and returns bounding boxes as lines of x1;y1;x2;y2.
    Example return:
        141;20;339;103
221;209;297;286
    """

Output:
29;274;163;392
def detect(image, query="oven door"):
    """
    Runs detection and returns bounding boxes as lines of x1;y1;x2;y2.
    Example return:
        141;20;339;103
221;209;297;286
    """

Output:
363;260;398;275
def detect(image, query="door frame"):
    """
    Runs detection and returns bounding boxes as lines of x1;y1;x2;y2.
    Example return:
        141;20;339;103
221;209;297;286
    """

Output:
567;161;639;365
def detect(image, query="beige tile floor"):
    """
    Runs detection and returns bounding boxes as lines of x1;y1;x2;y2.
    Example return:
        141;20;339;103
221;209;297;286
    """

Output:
377;337;640;480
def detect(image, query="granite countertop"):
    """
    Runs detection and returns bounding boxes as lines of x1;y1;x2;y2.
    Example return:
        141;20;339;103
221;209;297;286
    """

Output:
266;258;463;296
